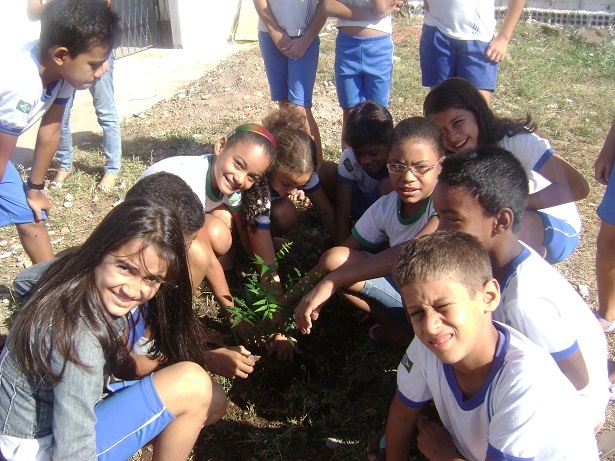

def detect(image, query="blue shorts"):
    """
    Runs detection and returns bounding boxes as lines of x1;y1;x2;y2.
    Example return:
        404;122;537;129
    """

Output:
334;31;393;109
360;275;411;332
537;211;579;264
258;31;319;107
598;167;615;225
419;25;498;91
0;162;46;227
96;374;174;460
350;182;378;220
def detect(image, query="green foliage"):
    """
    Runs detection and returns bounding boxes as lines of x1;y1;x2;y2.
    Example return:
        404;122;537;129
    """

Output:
228;242;321;338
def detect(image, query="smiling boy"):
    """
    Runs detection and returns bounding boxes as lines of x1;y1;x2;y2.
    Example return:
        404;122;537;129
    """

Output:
385;231;599;460
433;146;608;432
0;0;118;263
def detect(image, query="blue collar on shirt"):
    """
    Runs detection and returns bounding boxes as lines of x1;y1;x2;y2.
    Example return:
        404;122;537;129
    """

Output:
442;322;509;411
501;245;531;292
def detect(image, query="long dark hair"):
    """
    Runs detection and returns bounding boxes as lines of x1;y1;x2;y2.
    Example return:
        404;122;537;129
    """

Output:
423;78;536;145
11;198;207;382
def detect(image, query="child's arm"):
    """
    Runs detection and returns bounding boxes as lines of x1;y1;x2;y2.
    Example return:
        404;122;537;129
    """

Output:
530;155;590;209
28;104;65;220
323;0;400;21
283;1;327;60
485;0;526;63
554;348;589;391
334;181;353;245
307;188;337;240
294;215;438;333
385;394;420;461
595;119;615;185
295;243;403;333
253;0;292;52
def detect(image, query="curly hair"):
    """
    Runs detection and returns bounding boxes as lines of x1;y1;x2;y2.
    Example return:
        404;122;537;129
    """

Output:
241;176;271;233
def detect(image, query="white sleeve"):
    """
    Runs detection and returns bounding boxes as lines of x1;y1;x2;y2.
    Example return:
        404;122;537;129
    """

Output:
499;133;554;173
396;338;432;408
337;149;358;184
351;197;387;249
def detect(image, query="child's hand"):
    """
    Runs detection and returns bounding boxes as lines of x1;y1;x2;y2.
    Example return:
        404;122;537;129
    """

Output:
204;346;256;379
267;333;299;363
485;35;510;62
294;278;336;334
416;416;459;460
270;29;293;54
282;36;310;60
25;188;51;222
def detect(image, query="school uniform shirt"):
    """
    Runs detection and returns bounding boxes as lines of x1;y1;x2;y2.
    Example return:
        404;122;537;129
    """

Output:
351;192;436;249
497;132;582;232
0;41;73;136
257;0;319;36
337;148;389;201
139;154;242;213
497;243;609;428
423;0;496;42
336;0;392;33
396;322;599;461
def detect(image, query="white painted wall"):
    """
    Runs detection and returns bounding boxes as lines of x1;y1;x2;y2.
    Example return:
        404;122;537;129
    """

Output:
168;0;242;50
496;0;613;12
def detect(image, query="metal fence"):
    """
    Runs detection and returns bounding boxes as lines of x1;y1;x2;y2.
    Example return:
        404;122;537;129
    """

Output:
111;0;172;59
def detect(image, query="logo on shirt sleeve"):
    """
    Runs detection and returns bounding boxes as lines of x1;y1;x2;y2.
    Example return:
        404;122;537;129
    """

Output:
16;100;33;114
400;352;413;373
343;157;353;173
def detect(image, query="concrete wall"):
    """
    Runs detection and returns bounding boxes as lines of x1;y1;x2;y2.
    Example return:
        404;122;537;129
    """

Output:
495;0;613;12
168;0;241;50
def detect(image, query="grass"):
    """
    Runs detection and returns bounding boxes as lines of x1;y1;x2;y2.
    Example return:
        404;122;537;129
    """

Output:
1;14;614;460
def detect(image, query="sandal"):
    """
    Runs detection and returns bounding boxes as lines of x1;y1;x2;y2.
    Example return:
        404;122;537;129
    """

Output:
49;181;63;190
368;324;382;342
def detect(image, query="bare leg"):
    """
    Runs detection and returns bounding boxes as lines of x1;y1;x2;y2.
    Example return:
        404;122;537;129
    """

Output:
16;221;54;264
597;220;615;326
270;196;297;237
341;107;353;150
478;89;492;106
517;210;547;259
152;362;226;460
317;161;338;204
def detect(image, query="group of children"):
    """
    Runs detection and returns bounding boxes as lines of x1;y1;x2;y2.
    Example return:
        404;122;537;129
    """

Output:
0;0;610;459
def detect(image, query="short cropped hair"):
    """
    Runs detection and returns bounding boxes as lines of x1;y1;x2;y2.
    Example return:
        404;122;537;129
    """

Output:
40;0;120;57
344;101;394;149
126;172;205;235
394;231;492;298
438;146;529;232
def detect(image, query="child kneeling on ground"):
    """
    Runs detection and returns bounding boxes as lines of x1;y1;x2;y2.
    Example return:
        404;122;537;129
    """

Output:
385;231;599;460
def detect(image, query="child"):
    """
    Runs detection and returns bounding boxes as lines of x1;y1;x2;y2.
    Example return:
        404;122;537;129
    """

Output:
420;0;526;104
294;117;442;342
241;108;336;282
13;172;257;380
432;146;608;431
385;231;599;460
139;123;276;316
26;0;122;191
0;198;226;460
319;100;394;244
595;119;615;333
424;77;589;264
0;0;118;264
322;0;400;148
254;0;326;162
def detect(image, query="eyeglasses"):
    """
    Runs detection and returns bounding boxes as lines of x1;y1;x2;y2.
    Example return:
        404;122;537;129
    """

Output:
386;159;441;177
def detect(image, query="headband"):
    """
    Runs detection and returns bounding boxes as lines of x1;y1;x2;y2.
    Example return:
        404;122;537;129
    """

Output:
228;124;276;148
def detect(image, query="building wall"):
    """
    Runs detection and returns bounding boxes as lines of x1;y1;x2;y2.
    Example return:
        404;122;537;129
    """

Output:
495;0;613;12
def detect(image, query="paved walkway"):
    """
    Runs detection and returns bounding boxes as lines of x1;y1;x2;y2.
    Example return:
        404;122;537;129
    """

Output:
13;44;242;166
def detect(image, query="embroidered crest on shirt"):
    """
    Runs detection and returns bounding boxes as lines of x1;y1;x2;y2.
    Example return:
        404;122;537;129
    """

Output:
400;352;413;373
343;157;353;173
16;100;33;114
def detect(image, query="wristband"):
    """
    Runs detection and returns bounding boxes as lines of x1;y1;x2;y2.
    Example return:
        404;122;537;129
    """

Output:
26;178;45;190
